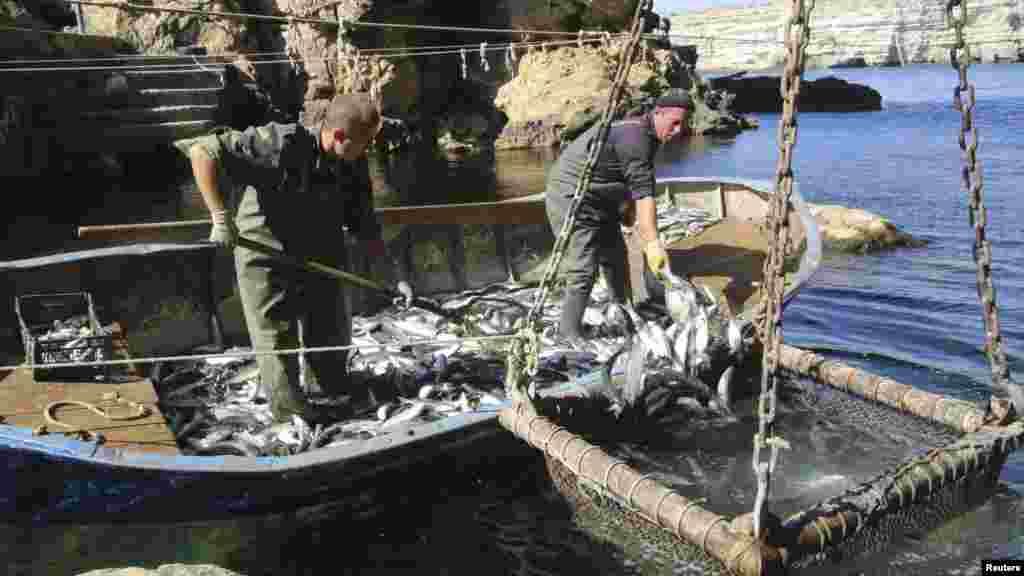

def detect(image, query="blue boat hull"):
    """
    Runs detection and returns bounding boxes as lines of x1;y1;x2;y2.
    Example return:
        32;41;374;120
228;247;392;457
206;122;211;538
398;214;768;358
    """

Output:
0;407;523;524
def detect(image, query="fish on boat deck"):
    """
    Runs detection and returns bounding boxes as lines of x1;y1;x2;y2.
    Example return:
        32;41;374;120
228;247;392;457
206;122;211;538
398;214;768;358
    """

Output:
161;272;744;458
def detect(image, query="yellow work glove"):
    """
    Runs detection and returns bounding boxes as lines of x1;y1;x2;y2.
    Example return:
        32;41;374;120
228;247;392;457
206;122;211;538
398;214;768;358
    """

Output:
643;240;669;278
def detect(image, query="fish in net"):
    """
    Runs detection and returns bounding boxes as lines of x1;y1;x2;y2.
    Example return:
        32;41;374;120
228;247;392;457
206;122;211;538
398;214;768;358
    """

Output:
529;352;1020;575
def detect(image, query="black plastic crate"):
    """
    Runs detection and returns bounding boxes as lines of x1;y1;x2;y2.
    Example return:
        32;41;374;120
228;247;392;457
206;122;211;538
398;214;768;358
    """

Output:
14;292;113;382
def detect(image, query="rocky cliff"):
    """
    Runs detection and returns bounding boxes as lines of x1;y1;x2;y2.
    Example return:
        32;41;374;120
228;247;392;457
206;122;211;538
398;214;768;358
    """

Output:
670;0;1024;70
79;0;640;145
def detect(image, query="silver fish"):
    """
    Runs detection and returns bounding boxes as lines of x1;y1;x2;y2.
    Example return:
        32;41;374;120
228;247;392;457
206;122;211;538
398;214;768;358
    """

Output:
193;440;261;457
392;318;438;339
188;427;234;452
380;401;430;429
225;363;261;387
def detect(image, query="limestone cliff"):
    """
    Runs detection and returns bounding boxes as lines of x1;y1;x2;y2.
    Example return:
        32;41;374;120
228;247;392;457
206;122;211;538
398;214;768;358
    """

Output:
492;38;688;150
670;0;1024;70
83;0;637;144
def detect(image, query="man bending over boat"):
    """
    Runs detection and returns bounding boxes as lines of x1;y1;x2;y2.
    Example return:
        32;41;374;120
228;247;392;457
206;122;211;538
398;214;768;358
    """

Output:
175;94;385;425
545;89;691;348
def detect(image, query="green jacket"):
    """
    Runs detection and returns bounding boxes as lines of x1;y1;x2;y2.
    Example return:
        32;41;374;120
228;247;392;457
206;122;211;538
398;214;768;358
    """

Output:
175;122;381;244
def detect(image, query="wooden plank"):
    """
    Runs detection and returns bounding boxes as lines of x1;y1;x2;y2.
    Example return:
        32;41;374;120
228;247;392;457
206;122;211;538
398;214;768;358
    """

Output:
0;370;179;454
375;195;548;226
77;195;551;243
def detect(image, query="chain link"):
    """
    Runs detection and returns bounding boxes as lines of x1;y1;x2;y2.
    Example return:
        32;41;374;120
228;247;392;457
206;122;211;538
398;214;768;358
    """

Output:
501;0;654;406
503;0;652;404
945;0;1017;401
524;1;652;333
751;0;815;540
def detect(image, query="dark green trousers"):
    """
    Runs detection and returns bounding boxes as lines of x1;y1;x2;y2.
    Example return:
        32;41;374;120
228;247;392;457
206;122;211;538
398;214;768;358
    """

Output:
233;186;352;422
544;191;630;301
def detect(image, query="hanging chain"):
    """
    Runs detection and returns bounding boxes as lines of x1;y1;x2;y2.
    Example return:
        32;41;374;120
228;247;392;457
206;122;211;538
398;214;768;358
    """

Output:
751;0;814;540
521;1;651;334
946;0;1016;397
505;0;653;403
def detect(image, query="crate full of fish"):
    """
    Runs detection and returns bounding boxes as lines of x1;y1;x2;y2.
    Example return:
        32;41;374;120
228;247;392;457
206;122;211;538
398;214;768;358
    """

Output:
14;292;113;382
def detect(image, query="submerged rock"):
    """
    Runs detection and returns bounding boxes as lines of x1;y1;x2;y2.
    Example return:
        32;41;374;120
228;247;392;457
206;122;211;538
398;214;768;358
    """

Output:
808;203;926;253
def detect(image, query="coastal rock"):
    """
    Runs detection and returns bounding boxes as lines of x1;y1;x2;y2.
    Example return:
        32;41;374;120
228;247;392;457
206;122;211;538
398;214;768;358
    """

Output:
493;38;754;150
809;203;926;252
86;0;247;55
671;0;1024;70
77;565;243;576
709;74;883;113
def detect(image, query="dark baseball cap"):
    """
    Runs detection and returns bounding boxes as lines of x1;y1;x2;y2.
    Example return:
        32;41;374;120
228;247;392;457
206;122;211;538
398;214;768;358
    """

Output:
655;89;693;109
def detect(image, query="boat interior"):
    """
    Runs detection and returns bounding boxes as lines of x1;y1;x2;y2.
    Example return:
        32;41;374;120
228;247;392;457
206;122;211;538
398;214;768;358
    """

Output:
0;177;818;458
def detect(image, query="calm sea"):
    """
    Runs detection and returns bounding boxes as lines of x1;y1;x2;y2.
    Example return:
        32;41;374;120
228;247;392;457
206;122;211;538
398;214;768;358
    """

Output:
5;63;1024;576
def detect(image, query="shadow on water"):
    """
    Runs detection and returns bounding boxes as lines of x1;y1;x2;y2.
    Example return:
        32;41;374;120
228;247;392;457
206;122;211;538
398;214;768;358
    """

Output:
1;450;644;576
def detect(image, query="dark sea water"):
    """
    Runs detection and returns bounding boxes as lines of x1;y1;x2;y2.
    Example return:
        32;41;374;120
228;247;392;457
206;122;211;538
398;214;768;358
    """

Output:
5;63;1024;576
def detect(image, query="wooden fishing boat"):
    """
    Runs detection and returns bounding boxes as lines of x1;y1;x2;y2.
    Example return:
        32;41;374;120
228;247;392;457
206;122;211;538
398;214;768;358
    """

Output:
0;176;820;524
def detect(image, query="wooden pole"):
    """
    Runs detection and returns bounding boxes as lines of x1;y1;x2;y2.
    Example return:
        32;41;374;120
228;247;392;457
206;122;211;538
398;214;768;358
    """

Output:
76;195;549;242
498;404;786;576
777;344;997;433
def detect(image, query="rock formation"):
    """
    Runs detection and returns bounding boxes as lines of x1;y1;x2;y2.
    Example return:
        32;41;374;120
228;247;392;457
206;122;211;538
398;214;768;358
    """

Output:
709;74;883;113
67;1;882;152
670;0;1024;70
808;203;926;252
79;0;692;150
493;37;761;150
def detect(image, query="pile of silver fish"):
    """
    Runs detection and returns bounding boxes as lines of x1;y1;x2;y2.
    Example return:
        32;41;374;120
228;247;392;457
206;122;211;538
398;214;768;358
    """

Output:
159;204;747;457
34;315;113;364
656;204;716;245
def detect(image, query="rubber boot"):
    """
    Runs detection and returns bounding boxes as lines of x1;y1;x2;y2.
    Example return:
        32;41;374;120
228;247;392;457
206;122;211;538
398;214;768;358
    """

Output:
267;354;351;425
265;352;307;423
558;289;590;348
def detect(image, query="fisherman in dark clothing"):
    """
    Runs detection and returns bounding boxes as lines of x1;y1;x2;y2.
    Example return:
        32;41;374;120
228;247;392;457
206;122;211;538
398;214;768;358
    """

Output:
174;93;386;424
545;89;692;346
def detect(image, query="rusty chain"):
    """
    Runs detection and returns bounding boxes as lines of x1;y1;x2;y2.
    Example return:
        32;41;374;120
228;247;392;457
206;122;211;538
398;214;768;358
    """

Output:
502;0;652;406
945;0;1018;404
503;0;652;406
525;0;651;332
751;0;814;540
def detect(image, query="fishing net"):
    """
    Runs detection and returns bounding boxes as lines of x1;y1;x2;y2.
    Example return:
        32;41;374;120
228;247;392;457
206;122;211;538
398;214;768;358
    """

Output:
512;353;1022;576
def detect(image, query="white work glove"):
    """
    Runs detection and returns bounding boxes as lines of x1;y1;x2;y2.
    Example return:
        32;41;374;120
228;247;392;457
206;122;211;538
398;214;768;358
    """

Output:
395;281;415;308
209;209;237;249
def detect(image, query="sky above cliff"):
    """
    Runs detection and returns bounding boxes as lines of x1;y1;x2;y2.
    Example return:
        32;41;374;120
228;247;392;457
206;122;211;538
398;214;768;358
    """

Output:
656;0;767;15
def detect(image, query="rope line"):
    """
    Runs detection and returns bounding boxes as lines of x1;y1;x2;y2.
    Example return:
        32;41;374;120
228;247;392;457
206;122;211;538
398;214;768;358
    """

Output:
3;32;1015;69
0;38;611;72
0;334;518;372
65;0;994;46
0;38;610;65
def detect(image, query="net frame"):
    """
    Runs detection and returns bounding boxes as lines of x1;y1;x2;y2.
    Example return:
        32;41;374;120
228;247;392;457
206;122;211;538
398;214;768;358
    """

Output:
499;346;1024;576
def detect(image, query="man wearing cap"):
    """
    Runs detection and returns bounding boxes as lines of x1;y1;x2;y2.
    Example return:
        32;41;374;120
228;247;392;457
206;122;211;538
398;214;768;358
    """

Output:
544;89;692;346
175;93;385;424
